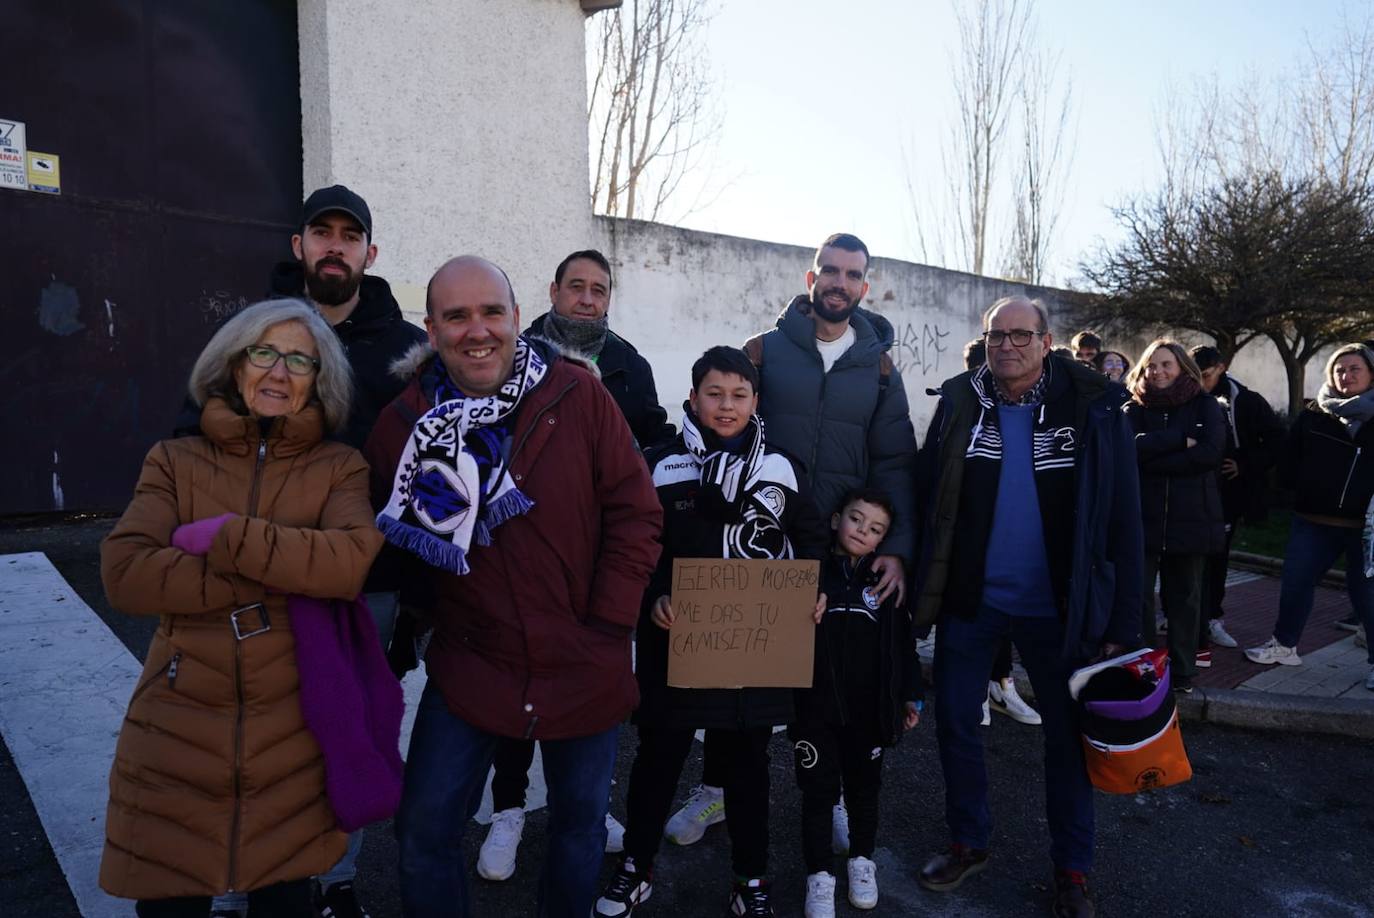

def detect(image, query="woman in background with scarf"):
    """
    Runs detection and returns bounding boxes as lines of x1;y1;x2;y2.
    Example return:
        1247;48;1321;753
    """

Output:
1123;339;1226;694
1247;344;1374;692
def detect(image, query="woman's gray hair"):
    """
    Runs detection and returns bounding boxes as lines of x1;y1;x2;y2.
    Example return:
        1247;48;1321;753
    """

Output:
187;298;353;433
1324;343;1374;389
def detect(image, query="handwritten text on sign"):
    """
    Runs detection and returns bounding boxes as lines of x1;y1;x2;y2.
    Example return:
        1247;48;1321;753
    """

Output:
667;558;820;689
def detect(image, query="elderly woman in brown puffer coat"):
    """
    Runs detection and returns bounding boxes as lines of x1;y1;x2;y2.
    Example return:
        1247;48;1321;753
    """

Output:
99;299;383;917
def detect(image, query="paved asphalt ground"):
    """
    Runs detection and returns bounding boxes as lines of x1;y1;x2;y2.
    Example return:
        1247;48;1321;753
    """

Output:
3;517;1373;917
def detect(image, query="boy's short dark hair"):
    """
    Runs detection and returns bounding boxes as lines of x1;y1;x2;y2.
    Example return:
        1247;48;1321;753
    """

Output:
553;249;614;290
963;338;986;370
1071;330;1103;351
1190;345;1224;370
837;487;896;526
691;346;759;392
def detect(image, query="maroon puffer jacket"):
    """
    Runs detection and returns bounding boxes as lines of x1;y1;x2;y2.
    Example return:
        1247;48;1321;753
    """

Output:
364;346;662;740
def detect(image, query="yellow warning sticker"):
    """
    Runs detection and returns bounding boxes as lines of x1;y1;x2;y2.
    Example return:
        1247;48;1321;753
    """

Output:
27;150;60;194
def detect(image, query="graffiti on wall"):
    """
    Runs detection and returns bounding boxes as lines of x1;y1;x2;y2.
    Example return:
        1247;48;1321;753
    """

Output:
891;321;951;377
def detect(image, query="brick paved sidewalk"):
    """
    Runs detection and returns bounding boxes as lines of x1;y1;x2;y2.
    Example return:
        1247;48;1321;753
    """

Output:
1183;569;1371;698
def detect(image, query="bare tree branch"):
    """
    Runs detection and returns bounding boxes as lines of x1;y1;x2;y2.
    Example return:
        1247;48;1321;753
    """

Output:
587;0;722;222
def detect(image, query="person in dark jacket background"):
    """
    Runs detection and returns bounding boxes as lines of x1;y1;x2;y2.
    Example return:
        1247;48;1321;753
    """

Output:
480;249;675;880
793;488;921;917
1246;344;1374;691
1190;346;1285;650
913;297;1142;918
667;233;918;853
594;347;826;918
1123;339;1225;693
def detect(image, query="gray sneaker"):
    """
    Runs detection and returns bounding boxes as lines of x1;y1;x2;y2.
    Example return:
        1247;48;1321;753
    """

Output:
1244;637;1302;666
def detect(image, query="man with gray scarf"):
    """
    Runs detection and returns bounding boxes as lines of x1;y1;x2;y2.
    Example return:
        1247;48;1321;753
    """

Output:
527;249;675;449
474;249;674;883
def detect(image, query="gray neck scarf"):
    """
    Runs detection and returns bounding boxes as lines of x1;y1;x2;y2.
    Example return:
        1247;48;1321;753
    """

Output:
1318;383;1374;437
542;310;610;358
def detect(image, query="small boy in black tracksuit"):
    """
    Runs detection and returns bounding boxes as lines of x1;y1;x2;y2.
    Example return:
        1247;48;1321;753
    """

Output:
792;488;923;914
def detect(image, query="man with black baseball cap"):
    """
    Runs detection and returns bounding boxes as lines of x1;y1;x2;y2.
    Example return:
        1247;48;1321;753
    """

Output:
204;184;423;918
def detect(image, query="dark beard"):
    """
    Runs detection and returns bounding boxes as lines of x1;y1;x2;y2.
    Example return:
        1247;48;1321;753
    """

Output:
810;288;857;324
303;259;362;307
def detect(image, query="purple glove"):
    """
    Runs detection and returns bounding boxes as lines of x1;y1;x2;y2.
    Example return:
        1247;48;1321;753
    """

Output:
172;513;236;556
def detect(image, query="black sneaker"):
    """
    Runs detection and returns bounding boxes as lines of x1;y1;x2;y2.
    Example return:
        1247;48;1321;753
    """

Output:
315;880;370;918
594;857;653;917
1336;615;1361;632
728;878;775;916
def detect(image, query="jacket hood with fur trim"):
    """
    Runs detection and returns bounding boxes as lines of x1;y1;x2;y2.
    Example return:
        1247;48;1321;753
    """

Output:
387;335;600;384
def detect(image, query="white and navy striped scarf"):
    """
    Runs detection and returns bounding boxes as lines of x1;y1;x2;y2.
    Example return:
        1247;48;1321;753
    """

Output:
680;412;794;559
377;339;547;575
966;362;1077;472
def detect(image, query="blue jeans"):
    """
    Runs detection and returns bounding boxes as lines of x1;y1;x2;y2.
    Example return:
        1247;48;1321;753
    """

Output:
1274;516;1374;662
934;604;1095;873
396;681;619;918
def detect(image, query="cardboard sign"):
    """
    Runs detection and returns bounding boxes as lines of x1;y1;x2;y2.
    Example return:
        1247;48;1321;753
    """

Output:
667;557;820;689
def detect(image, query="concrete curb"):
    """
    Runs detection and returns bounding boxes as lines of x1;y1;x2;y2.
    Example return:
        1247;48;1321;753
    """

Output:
1229;549;1346;589
1010;675;1374;740
1174;686;1374;740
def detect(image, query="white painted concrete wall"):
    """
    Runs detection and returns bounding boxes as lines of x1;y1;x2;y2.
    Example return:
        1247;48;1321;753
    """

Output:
297;0;597;314
594;217;1077;434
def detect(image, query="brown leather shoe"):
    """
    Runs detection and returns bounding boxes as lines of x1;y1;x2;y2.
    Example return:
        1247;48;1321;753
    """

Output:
1052;870;1095;917
917;843;989;892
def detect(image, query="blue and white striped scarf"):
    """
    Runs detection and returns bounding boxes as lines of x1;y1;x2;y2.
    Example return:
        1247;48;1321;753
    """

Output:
377;339;547;574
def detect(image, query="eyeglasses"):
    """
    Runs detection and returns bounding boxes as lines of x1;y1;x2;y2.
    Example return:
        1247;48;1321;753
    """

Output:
984;329;1044;348
243;345;320;376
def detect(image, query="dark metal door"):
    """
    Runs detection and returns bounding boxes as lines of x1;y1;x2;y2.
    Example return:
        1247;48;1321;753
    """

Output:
0;1;302;514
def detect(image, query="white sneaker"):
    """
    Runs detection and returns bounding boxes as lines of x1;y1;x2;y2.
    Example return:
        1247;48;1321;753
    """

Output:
847;856;879;909
664;784;725;845
1244;637;1302;667
987;678;1041;726
831;800;849;854
803;871;836;918
1208;619;1239;648
1365;668;1374;692
605;812;626;853
980;697;990;726
476;807;525;881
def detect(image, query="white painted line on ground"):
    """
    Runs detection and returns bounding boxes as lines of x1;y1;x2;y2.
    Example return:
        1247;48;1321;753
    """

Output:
0;554;553;918
0;552;135;918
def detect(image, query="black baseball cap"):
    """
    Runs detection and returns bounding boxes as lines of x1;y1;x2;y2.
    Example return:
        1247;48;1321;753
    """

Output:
300;184;372;238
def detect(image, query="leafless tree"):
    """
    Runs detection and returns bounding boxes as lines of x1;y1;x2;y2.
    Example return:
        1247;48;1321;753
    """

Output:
587;0;719;222
1004;47;1074;284
908;0;1073;282
947;0;1029;275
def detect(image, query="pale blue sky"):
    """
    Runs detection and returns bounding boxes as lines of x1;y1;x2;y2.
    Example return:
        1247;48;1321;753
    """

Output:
666;0;1355;286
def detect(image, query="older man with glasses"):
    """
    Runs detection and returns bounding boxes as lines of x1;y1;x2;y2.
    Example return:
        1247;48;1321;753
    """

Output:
911;296;1143;918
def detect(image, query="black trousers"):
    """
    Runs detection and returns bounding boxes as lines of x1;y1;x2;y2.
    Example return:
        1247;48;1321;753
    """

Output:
990;639;1013;682
623;725;772;878
491;736;538;812
789;720;885;874
1203;522;1237;622
1143;553;1206;679
136;879;311;917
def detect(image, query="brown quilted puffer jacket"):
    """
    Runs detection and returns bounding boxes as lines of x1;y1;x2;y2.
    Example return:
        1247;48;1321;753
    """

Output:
98;398;384;900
